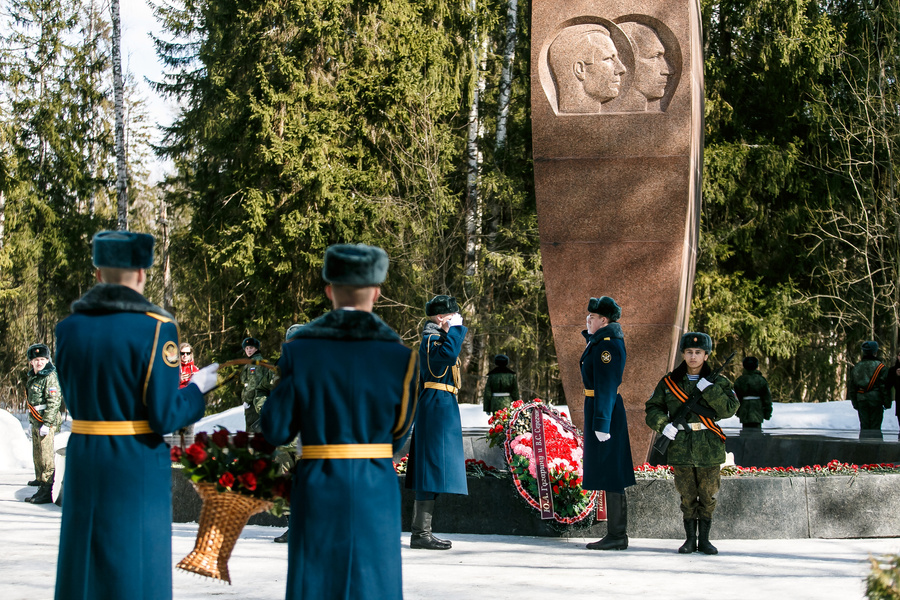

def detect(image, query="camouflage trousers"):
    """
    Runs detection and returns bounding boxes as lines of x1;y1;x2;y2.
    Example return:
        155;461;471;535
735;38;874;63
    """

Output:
857;404;885;431
31;424;55;484
673;465;720;520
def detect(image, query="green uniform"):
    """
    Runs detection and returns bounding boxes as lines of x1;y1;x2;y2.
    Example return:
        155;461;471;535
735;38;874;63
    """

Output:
645;363;738;520
482;367;519;414
733;369;773;427
241;353;275;433
26;364;64;484
848;356;890;430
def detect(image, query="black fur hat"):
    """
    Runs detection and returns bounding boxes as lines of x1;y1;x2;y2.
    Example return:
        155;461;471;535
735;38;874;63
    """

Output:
743;356;759;370
322;244;389;286
242;337;261;350
494;354;510;367
587;296;621;322
425;295;460;316
680;332;713;354
92;230;155;269
27;343;50;360
862;341;879;356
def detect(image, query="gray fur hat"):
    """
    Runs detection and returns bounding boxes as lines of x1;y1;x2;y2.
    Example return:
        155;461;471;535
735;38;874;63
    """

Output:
92;230;155;269
587;296;621;322
285;324;302;341
322;244;389;286
680;332;713;354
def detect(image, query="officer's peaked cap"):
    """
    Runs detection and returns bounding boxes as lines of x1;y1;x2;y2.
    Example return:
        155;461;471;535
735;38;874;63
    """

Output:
242;337;261;350
743;356;759;370
322;244;389;286
587;296;621;322
27;343;50;360
494;354;510;367
92;230;155;269
862;340;879;356
680;332;713;354
426;295;459;316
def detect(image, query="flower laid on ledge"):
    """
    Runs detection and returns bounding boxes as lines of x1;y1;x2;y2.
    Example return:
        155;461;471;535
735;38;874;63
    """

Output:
393;455;408;475
465;458;505;479
635;459;900;479
172;427;291;515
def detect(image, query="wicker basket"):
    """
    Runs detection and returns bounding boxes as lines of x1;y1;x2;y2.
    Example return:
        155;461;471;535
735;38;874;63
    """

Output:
176;482;273;584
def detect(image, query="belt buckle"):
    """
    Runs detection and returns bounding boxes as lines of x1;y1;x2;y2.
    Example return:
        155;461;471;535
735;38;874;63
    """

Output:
689;422;703;431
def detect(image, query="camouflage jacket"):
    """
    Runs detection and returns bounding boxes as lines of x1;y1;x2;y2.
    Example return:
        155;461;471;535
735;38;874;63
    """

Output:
26;364;64;429
645;361;738;467
734;369;773;424
848;357;890;409
241;352;276;432
482;367;519;413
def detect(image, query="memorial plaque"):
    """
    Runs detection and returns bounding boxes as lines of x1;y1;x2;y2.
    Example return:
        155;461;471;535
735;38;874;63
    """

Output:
532;0;703;464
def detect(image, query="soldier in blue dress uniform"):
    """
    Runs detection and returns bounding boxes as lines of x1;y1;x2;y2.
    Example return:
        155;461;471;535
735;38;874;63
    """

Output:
54;231;219;600
261;244;419;600
404;294;468;550
580;296;635;550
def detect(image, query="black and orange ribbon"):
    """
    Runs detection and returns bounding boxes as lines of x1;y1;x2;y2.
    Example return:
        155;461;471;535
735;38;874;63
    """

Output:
862;363;885;394
663;375;726;442
26;402;44;424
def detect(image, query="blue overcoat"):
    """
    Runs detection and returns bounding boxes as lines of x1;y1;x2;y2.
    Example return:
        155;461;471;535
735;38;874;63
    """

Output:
260;309;419;600
580;323;636;493
404;321;468;496
54;284;205;600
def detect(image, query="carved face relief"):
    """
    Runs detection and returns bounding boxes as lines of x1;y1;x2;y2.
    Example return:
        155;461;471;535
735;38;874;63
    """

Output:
620;22;671;105
548;23;630;114
576;33;626;104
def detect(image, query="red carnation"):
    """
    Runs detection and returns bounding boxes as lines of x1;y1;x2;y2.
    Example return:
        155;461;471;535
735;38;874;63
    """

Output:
193;431;209;446
252;459;268;475
185;443;208;465
211;428;230;448
219;472;235;488
233;431;250;448
237;472;258;491
170;446;184;462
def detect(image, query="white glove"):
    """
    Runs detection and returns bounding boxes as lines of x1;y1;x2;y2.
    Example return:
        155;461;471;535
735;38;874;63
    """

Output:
39;425;50;437
190;363;220;394
594;431;611;442
697;378;713;391
242;402;250;409
662;423;678;440
448;313;463;327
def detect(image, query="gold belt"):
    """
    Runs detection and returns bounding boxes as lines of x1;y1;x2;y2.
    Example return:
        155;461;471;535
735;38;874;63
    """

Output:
300;444;393;459
584;389;595;397
424;382;459;394
71;420;153;435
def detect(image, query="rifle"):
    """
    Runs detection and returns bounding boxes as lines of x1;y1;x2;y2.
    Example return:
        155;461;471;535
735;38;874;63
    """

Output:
652;352;736;457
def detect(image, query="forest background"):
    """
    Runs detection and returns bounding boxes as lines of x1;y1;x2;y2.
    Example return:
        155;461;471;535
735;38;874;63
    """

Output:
0;0;898;413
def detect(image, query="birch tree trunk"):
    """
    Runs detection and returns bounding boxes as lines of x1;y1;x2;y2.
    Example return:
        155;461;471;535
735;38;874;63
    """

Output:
111;0;128;230
159;195;174;314
495;0;518;154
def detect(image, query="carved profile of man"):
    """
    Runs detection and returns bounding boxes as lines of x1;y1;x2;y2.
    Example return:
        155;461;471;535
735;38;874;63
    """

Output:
548;24;626;114
618;22;672;112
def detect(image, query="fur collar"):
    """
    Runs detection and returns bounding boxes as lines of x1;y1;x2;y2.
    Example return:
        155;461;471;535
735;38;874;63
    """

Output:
422;321;445;338
290;309;401;342
29;363;57;378
71;284;173;319
488;365;516;375
582;322;624;344
671;360;712;380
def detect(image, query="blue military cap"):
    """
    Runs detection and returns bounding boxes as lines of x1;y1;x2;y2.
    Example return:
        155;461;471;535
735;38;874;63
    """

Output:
92;230;155;269
322;244;389;286
680;332;713;354
587;296;621;322
426;295;459;316
862;341;879;356
27;343;50;360
494;354;510;367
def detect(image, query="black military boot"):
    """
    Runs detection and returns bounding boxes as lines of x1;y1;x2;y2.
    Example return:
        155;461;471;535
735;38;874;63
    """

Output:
587;492;628;550
698;519;718;555
678;519;698;554
27;479;40;486
273;529;289;543
410;500;451;550
26;480;54;505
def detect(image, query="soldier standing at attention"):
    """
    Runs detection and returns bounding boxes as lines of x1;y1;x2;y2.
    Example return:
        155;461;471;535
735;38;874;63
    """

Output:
733;356;773;430
887;348;900;429
260;244;419;600
240;336;274;433
23;343;64;504
848;341;890;432
581;296;635;551
405;294;467;550
645;332;738;555
54;230;219;600
482;354;519;414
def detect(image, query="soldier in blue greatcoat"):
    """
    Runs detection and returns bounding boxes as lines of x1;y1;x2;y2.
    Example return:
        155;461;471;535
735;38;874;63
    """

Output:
580;296;635;551
404;294;468;550
261;244;419;600
54;231;219;600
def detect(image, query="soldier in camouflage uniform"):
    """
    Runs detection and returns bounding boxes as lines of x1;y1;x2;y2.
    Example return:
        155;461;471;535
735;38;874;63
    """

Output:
482;354;519;414
24;343;64;504
240;336;276;433
733;356;773;430
645;332;738;555
848;341;890;432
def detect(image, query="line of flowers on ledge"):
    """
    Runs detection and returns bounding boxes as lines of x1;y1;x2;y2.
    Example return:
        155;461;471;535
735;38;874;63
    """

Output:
636;459;900;479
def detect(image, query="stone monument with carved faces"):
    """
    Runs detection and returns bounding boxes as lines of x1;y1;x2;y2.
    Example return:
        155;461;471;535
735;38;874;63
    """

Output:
532;0;703;464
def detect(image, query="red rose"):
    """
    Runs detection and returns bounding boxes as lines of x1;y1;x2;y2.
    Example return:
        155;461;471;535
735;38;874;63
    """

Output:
185;443;207;465
237;472;257;491
219;472;235;488
252;459;268;475
553;485;559;494
272;479;291;501
233;431;250;448
251;433;276;454
211;428;230;448
170;446;183;462
193;431;209;446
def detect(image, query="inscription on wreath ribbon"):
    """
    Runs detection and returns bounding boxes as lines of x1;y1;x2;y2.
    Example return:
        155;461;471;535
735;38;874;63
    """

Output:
531;406;554;519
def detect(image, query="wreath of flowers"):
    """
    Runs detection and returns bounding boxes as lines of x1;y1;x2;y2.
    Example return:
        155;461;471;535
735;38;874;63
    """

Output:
172;427;292;515
498;399;597;526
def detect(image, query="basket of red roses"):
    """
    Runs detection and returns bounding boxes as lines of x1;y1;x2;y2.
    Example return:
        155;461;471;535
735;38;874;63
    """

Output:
171;427;291;584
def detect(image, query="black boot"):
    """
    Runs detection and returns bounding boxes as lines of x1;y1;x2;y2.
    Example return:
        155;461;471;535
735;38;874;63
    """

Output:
27;479;40;486
587;492;628;550
273;530;289;543
678;519;697;554
410;500;451;550
26;481;53;505
698;519;718;555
